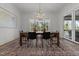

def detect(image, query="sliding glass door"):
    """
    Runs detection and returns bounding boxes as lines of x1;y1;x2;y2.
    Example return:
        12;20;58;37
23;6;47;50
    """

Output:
75;10;79;42
64;14;72;39
64;9;79;43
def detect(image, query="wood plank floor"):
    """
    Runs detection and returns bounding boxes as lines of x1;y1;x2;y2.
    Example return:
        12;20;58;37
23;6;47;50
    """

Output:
0;38;79;56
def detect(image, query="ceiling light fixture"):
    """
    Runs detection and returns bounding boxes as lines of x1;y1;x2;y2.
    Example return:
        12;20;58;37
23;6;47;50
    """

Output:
32;4;48;20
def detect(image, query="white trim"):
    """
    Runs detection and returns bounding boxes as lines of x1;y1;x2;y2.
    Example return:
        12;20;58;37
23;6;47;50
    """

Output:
64;37;79;44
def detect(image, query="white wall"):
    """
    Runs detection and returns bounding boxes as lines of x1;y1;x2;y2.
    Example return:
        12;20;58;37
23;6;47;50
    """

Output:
0;4;21;45
58;3;79;38
21;12;59;32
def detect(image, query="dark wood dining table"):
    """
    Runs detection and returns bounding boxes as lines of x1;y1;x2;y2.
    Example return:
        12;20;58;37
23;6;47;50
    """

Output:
20;32;27;46
20;32;60;47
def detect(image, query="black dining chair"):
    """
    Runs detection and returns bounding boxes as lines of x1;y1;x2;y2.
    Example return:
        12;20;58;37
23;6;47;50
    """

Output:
27;32;37;47
43;32;50;48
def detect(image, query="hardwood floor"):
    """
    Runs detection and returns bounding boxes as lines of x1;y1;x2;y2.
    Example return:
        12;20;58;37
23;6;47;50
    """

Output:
0;38;79;56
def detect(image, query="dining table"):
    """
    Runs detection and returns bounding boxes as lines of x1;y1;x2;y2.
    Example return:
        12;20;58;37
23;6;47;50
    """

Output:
20;31;60;47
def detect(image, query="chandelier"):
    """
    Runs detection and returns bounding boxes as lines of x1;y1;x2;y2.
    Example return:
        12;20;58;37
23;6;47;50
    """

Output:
32;4;48;20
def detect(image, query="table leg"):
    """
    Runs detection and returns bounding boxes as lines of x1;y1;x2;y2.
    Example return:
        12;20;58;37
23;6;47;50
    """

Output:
27;38;29;48
57;34;60;46
20;37;22;46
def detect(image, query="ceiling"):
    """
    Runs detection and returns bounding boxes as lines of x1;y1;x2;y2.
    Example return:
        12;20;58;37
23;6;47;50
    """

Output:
13;3;69;14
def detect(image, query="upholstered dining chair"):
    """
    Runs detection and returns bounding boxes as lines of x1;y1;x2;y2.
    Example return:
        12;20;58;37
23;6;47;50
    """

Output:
27;32;37;47
50;32;60;46
43;32;50;48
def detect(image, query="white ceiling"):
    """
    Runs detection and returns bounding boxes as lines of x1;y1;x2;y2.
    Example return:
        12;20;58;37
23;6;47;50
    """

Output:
13;3;68;14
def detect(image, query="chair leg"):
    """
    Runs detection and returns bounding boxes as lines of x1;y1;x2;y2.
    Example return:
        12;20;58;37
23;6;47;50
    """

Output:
42;39;43;48
50;38;53;47
46;39;49;48
46;40;48;48
36;39;37;48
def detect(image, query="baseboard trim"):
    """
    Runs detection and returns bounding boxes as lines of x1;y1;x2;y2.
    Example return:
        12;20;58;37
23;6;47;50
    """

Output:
0;38;19;47
62;37;79;45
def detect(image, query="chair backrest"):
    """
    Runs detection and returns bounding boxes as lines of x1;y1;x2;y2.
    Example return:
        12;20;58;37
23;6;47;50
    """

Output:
43;32;50;39
28;32;36;39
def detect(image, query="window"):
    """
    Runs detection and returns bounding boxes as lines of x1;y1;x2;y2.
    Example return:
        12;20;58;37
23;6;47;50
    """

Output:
30;19;49;32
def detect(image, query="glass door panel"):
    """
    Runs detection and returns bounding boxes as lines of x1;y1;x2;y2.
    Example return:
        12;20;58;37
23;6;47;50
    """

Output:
75;10;79;42
64;14;72;39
